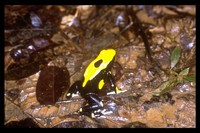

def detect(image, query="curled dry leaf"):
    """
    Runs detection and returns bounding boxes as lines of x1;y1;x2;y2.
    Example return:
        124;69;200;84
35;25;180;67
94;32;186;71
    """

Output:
36;66;70;105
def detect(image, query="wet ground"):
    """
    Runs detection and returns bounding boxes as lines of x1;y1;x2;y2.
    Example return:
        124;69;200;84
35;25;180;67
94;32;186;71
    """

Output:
4;5;195;128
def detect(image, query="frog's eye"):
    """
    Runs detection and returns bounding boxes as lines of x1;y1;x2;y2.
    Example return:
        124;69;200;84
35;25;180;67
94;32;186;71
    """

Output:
94;59;103;68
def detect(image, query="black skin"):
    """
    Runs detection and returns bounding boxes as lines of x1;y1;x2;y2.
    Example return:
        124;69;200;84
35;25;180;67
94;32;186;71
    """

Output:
66;59;117;117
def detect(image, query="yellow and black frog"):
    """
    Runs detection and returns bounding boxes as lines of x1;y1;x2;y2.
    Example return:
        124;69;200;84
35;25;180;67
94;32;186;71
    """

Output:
66;49;120;118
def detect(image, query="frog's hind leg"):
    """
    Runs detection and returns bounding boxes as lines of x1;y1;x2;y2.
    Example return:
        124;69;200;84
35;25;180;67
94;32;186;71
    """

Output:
79;93;104;118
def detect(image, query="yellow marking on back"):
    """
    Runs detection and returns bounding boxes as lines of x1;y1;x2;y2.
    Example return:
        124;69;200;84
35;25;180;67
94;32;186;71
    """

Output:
82;49;116;87
98;79;105;90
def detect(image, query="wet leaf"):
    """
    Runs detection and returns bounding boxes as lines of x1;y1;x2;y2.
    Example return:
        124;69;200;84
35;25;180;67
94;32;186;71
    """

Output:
170;46;181;69
5;98;27;123
152;81;172;96
30;12;43;28
184;75;196;83
53;121;98;128
115;11;130;29
177;68;190;83
122;121;148;128
177;77;183;83
179;68;190;76
5;118;40;128
9;45;30;63
10;36;56;63
177;76;184;83
169;71;178;82
5;59;49;81
5;88;21;101
36;66;70;105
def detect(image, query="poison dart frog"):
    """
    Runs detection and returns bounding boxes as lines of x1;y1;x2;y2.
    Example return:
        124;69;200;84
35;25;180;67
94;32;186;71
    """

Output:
66;49;120;118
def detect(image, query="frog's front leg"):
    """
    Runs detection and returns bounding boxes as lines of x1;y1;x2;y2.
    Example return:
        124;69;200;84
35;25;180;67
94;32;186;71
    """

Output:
66;81;82;99
79;93;104;118
107;71;120;93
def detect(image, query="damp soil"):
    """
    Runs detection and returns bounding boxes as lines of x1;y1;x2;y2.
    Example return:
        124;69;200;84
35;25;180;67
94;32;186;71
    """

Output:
4;5;195;128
